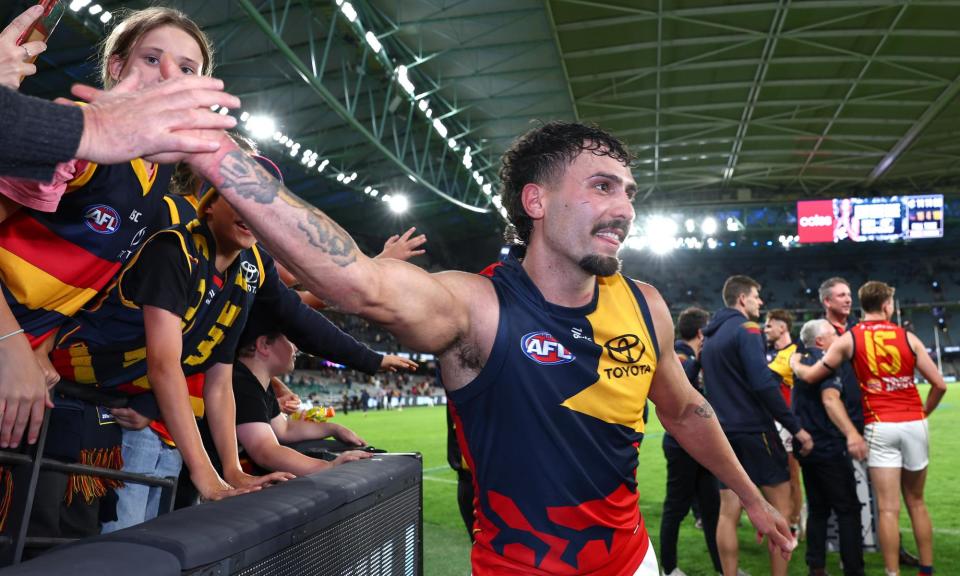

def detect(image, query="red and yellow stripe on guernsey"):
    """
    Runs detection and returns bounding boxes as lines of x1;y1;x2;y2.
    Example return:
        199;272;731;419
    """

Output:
0;216;120;336
742;321;762;335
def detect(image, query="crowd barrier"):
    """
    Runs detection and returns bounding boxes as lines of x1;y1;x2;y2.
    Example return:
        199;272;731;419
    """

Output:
1;453;422;575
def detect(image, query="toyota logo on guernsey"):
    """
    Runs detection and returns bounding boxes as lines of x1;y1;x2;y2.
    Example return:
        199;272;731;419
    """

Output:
521;331;575;365
796;200;834;243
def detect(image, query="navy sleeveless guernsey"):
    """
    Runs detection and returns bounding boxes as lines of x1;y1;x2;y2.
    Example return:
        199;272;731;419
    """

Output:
449;258;660;575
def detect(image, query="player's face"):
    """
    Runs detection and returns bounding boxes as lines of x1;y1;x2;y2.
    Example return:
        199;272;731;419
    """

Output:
742;287;763;321
824;283;852;317
206;195;257;252
111;25;203;86
267;335;297;376
541;149;636;276
764;317;786;343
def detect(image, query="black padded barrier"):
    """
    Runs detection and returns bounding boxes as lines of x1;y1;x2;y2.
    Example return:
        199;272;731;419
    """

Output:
1;454;422;576
0;541;180;575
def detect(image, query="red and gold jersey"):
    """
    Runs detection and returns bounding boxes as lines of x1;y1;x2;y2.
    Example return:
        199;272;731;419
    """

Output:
850;320;922;424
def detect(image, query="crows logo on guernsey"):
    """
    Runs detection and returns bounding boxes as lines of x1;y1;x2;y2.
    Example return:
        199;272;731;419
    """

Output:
521;331;575;365
83;204;121;234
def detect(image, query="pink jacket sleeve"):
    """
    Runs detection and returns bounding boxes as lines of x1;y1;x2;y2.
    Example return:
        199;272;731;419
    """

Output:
0;159;88;213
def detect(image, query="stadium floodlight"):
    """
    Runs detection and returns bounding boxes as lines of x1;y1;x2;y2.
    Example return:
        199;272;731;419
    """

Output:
418;99;429;112
407;174;416;182
244;115;276;141
88;4;102;15
645;215;677;255
240;111;250;122
364;31;381;53
388;194;409;214
726;217;742;232
462;146;472;169
100;11;111;23
364;186;372;194
370;189;379;197
396;65;415;96
701;216;718;236
432;119;448;138
448;138;457;150
349;172;357;181
425;109;433;118
707;238;718;250
70;0;92;11
336;173;345;182
684;219;695;233
339;2;357;22
278;135;288;144
273;131;282;141
218;107;229;115
482;183;492;195
491;195;503;209
317;159;329;173
289;148;297;157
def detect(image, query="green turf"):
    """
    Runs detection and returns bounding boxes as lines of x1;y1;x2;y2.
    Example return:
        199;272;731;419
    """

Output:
334;385;955;575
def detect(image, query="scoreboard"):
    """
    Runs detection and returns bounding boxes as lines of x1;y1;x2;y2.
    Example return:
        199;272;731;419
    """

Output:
796;194;944;244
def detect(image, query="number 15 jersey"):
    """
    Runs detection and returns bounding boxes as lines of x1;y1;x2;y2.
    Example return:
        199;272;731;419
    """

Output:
850;320;921;424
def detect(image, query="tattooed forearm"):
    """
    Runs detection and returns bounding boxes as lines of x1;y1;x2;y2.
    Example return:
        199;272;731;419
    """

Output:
296;208;358;268
218;151;281;204
694;400;715;419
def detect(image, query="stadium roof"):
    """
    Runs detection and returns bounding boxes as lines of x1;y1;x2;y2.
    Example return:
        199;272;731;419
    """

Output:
19;0;960;268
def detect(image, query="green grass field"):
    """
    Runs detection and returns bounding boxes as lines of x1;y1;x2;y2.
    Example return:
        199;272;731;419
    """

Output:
334;385;957;575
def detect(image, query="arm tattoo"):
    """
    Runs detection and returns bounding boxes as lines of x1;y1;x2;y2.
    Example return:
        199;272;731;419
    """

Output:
296;210;357;268
694;400;715;419
218;151;281;204
218;150;358;268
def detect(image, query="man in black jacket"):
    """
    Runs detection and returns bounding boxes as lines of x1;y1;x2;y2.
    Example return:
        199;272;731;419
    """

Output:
701;275;814;576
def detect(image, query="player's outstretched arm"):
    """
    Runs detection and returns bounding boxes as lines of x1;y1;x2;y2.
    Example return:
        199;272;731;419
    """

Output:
185;138;473;355
640;282;796;561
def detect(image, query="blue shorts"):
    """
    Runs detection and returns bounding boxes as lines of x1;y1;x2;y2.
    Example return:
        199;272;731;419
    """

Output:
718;430;789;489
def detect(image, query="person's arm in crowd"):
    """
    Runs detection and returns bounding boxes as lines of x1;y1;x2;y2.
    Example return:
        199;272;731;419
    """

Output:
203;362;293;489
185;141;478;362
270;377;300;415
272;413;365;446
259;257;418;375
1;55;238;182
821;385;867;460
144;305;251;501
642;283;797;561
792;332;853;383
237;418;370;477
0;296;51;448
907;331;947;416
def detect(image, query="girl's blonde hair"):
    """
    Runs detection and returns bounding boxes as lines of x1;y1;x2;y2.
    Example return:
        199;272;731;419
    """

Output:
99;7;214;88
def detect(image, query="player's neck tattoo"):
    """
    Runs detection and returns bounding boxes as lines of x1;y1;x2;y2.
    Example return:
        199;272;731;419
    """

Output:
217;150;357;268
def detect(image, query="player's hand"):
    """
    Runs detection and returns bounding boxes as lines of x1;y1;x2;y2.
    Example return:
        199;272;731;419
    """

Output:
379;354;418;373
846;431;868;461
744;497;796;561
332;450;373;466
376;227;426;261
331;424;365;447
0;5;46;89
110;407;153;430
72;54;240;165
794;428;814;457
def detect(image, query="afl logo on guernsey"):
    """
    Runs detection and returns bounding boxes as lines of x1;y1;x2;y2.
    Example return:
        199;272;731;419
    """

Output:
521;331;575;365
83;204;121;234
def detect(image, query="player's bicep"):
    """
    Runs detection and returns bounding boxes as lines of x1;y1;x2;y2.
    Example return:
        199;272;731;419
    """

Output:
366;261;478;354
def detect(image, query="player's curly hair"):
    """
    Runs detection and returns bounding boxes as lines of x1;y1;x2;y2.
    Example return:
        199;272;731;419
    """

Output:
499;121;633;245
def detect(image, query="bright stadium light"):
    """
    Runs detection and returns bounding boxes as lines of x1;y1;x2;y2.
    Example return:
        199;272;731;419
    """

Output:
339;1;357;22
317;159;329;173
645;215;678;255
100;11;111;23
684;219;695;233
396;65;415;96
418;99;429;112
88;4;102;15
701;216;718;235
364;31;382;53
432;119;448;138
388;194;409;213
244;115;276;141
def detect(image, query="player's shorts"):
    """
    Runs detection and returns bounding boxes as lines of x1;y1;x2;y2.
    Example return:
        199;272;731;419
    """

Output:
864;419;929;471
719;430;789;489
631;538;658;575
774;421;793;453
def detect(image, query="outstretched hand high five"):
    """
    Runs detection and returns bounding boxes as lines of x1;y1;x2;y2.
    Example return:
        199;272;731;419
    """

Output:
69;53;240;165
